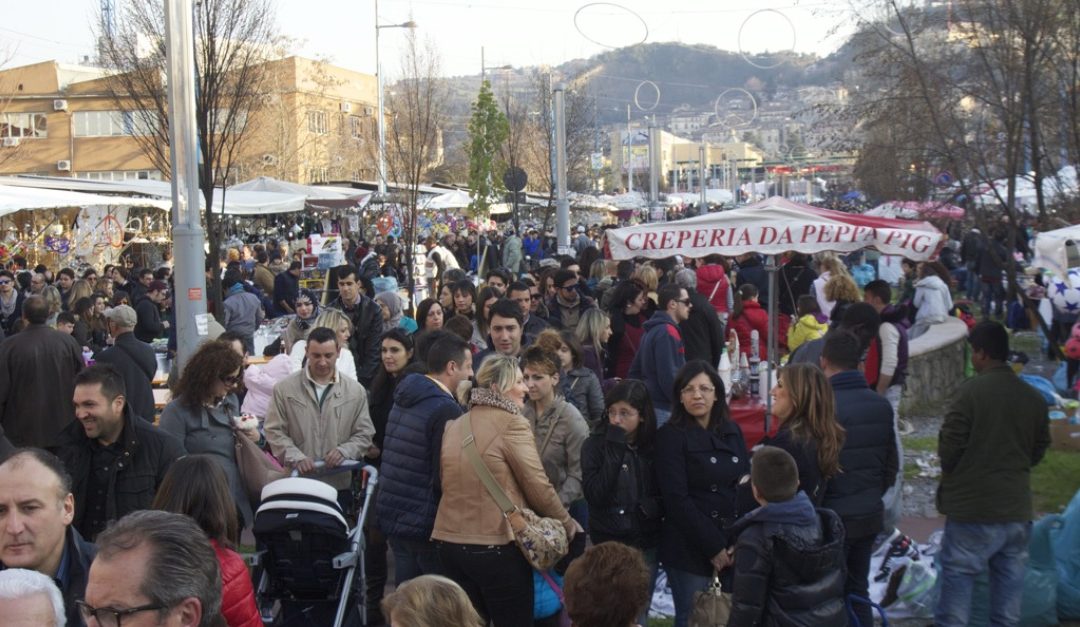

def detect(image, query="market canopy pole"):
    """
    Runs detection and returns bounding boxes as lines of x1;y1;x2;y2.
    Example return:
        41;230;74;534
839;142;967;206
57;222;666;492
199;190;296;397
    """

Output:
165;0;208;371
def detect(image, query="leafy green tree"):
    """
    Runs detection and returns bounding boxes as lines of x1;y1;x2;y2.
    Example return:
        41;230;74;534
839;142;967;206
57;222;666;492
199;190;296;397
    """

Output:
467;80;509;218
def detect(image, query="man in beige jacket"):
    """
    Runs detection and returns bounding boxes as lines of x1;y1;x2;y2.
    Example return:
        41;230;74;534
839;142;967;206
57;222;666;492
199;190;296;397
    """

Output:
265;326;375;492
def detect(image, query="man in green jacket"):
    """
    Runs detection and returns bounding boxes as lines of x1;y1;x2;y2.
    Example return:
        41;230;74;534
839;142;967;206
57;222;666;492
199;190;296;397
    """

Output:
935;320;1050;627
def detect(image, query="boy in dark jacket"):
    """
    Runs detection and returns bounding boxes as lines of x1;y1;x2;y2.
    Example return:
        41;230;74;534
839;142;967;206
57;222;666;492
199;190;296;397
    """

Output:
728;446;847;627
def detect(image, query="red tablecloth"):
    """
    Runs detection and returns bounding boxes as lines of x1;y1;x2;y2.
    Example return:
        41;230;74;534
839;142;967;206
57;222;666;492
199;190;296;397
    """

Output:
729;397;778;448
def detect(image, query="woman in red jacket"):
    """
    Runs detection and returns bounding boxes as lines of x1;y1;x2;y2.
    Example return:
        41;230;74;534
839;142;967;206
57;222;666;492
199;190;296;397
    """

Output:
153;454;262;627
730;283;769;358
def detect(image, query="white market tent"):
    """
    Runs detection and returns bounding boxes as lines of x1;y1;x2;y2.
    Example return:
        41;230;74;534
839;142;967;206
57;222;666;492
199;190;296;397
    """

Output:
422;189;473;210
1033;223;1080;283
231;176;371;211
0;183;172;216
0;175;306;215
605;196;944;424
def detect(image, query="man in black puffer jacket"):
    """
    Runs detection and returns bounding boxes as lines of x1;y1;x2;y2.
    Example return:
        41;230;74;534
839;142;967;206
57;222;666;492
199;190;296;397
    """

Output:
728;446;846;626
820;330;898;627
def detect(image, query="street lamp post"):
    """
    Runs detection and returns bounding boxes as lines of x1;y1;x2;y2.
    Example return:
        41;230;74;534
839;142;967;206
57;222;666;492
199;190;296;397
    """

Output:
374;0;416;195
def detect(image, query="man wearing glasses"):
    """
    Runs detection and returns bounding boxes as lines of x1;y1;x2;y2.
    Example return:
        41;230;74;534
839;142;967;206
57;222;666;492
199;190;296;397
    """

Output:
547;269;596;330
56;365;183;541
80;510;222;627
629;284;692;426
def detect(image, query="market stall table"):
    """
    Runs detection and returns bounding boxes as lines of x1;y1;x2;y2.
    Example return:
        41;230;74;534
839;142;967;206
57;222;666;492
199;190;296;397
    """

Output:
729;397;778;448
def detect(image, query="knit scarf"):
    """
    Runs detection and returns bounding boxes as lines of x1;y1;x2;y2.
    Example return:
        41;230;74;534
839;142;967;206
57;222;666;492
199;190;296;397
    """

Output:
0;291;16;319
469;387;522;415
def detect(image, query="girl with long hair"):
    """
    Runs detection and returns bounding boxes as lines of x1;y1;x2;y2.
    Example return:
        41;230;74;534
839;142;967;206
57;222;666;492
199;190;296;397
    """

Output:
765;363;845;504
655;361;749;627
535;329;604;428
605;279;650;379
414;298;446;334
289;309;357;380
472;285;501;352
153;454;260;627
575;308;612;382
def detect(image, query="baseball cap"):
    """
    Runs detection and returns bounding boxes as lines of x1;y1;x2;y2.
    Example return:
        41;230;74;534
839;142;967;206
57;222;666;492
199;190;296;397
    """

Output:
103;305;138;328
148;280;169;293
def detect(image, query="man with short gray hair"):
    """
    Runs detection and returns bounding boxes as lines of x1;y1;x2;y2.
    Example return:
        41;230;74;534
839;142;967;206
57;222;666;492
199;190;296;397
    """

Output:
0;568;67;626
674;268;725;367
83;510;222;627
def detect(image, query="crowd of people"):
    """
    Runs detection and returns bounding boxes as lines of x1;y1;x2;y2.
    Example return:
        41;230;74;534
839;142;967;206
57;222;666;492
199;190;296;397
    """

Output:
0;221;1051;627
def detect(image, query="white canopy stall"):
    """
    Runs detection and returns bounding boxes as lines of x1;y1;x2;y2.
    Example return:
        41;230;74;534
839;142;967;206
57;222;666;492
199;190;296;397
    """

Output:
605;196;944;421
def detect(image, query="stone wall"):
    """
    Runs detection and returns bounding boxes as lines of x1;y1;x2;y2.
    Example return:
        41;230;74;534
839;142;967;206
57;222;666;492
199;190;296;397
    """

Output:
901;318;969;413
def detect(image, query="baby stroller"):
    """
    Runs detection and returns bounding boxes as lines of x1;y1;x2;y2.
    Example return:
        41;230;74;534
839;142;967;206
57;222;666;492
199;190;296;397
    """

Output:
251;462;378;627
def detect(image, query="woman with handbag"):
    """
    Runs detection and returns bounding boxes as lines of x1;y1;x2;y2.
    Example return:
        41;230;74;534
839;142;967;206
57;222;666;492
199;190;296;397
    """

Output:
432;355;582;627
656;360;749;627
521;344;590;573
581;379;662;625
160;340;255;525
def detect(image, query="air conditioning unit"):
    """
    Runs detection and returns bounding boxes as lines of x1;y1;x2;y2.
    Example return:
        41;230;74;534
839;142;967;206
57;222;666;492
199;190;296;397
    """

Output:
261;154;277;166
53;99;68;111
363;106;375;116
56;160;72;171
340;102;352;113
1;137;19;147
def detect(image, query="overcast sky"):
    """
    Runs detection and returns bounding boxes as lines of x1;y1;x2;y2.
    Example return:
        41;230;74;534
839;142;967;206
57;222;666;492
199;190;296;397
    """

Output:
3;0;899;79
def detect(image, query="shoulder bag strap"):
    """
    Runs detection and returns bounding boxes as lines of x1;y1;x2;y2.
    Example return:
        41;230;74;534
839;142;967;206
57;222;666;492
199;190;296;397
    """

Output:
709;276;722;302
538;405;562;457
461;412;517;515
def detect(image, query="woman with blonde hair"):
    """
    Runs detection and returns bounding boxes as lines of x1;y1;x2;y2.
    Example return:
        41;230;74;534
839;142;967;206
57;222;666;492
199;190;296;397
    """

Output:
381;575;484;627
632;264;659;305
575;307;611;382
823;272;862;323
812;252;850;318
288;309;357;380
765;362;845;504
94;275;115;300
42;285;62;327
67;279;94;309
432;354;580;626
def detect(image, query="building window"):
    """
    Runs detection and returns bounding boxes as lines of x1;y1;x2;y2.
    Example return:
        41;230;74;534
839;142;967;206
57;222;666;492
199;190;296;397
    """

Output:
75;169;163;181
349;115;364;139
307;110;328;135
308;167;329;183
1;112;48;139
73;111;155;137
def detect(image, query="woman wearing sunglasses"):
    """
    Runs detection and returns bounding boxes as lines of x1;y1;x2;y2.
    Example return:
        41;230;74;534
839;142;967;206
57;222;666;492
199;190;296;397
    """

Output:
160;340;254;525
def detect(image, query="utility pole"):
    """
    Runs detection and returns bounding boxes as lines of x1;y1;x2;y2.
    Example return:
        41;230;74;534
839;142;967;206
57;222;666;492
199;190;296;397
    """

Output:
164;0;207;370
554;83;570;255
648;117;660;221
626;105;633;193
699;143;707;209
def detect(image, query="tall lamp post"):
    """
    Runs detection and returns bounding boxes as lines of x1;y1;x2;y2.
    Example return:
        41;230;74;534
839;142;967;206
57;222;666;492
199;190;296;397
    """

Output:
375;0;416;195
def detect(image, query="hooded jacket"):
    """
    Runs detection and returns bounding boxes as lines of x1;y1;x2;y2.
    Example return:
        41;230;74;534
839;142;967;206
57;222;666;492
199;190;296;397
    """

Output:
731;300;769;358
376;373;464;539
913;274;953;323
213;539;261;627
787;313;829;353
628;312;686;413
727;492;847;627
696;264;732;315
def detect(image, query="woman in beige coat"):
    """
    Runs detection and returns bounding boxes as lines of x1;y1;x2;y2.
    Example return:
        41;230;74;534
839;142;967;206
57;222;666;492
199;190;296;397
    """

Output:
432;355;581;627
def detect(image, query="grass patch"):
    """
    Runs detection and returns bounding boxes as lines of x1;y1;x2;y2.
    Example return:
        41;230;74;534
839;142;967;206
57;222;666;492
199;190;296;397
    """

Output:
899;398;950;419
904;435;937;453
1009;331;1043;357
1033;449;1080;513
650;618;675;627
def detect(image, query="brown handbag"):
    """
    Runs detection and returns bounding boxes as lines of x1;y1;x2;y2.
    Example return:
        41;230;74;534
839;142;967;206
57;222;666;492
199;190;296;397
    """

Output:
461;412;569;571
233;429;287;504
689;572;732;627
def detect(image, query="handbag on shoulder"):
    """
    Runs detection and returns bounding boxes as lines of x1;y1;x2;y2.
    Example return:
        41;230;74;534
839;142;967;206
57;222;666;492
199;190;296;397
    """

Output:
461;412;569;571
233;428;287;505
689;571;732;627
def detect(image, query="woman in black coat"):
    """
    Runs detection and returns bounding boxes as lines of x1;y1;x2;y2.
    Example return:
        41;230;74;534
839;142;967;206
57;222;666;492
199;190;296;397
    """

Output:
778;252;818;317
655;361;749;627
582;379;662;625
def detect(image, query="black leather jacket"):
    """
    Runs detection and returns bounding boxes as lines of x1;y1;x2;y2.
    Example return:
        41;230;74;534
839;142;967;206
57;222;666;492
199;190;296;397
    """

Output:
581;424;662;549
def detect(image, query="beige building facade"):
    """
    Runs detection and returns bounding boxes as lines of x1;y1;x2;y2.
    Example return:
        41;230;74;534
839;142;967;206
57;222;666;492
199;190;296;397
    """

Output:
0;56;382;185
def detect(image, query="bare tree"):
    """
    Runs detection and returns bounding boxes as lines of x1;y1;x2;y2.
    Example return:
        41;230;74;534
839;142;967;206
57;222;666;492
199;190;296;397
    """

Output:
381;31;448;301
97;0;277;315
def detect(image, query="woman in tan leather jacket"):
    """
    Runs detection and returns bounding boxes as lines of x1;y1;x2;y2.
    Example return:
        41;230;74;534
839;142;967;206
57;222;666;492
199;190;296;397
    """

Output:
432;354;581;627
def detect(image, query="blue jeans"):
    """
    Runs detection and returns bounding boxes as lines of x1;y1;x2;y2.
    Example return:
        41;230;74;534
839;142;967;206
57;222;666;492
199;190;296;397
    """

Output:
389;536;442;584
666;567;712;627
935;520;1030;627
